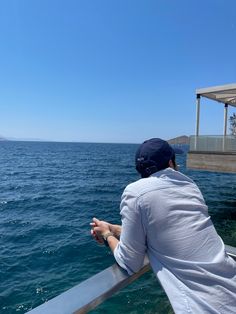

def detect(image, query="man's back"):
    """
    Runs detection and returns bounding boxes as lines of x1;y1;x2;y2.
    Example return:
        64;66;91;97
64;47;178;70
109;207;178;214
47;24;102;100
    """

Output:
139;168;222;262
115;168;236;313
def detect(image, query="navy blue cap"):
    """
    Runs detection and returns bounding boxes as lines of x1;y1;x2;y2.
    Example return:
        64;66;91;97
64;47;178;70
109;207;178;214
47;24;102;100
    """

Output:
135;138;182;177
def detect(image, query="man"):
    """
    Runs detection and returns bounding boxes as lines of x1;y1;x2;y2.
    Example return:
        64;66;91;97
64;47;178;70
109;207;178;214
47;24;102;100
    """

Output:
90;138;236;313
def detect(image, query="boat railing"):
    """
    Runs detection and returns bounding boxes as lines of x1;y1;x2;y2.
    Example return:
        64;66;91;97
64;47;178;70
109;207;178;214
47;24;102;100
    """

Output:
189;135;236;153
26;245;236;314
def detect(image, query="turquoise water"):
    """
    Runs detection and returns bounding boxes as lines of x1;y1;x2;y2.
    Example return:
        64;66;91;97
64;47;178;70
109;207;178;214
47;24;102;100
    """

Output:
0;141;236;314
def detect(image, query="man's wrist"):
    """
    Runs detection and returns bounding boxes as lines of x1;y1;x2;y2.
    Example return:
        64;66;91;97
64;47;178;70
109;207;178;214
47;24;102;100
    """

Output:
102;232;114;246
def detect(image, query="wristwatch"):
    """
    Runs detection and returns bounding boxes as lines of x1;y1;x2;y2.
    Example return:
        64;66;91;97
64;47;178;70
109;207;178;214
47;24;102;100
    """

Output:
102;232;114;246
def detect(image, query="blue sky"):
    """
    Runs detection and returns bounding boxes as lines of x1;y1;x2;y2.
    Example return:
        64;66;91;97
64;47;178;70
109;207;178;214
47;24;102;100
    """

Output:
1;0;236;143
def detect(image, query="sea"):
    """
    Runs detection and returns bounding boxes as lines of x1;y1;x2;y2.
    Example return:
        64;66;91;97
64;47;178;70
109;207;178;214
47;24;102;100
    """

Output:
0;141;236;314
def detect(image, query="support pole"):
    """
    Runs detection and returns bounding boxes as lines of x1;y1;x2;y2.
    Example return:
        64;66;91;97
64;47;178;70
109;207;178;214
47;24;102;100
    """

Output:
224;103;228;136
196;94;201;136
223;103;228;152
195;94;201;150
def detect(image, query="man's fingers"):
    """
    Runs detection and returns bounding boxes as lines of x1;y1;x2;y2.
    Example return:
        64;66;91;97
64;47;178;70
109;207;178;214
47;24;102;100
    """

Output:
91;229;103;243
93;217;100;224
90;217;109;246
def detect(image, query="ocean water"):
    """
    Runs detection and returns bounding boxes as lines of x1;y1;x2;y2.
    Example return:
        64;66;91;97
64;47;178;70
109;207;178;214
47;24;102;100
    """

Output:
0;141;236;314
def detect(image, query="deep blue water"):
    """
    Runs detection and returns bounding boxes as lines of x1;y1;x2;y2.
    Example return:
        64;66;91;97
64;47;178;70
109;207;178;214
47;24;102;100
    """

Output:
0;141;236;314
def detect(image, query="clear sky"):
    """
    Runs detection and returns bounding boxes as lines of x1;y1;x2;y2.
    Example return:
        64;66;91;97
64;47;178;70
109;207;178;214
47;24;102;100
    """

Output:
1;0;236;143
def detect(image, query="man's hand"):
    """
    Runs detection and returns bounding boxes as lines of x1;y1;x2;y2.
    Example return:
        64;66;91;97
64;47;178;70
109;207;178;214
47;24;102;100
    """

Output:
90;217;110;245
90;217;120;252
92;217;110;235
90;217;122;245
109;224;122;239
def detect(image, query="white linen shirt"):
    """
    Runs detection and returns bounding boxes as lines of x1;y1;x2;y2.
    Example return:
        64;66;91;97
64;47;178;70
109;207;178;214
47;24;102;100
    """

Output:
114;168;236;313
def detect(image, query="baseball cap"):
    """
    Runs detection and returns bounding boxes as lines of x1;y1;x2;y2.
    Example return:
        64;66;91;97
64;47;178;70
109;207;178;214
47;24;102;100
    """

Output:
135;138;183;177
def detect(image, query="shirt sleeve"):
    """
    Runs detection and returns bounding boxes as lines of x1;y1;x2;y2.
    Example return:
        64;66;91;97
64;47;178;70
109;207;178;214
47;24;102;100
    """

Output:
113;187;146;275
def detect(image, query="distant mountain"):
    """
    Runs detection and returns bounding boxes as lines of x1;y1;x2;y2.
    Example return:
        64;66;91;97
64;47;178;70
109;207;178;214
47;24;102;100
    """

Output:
6;137;44;141
0;136;46;142
167;135;189;145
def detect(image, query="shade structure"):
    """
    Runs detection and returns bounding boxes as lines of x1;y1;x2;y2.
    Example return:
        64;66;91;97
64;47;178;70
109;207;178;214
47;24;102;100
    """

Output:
188;83;236;173
196;83;236;106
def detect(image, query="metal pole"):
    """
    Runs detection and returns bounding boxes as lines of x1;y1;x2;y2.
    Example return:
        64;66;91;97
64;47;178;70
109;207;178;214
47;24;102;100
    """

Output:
224;103;228;136
195;94;201;150
196;94;201;136
223;103;228;152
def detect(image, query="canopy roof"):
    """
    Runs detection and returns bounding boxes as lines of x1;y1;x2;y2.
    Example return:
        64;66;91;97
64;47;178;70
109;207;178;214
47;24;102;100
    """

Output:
196;83;236;107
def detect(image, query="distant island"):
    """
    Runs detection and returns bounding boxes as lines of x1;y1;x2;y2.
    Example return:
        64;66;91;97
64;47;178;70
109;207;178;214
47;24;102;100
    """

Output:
167;135;189;145
0;134;190;144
